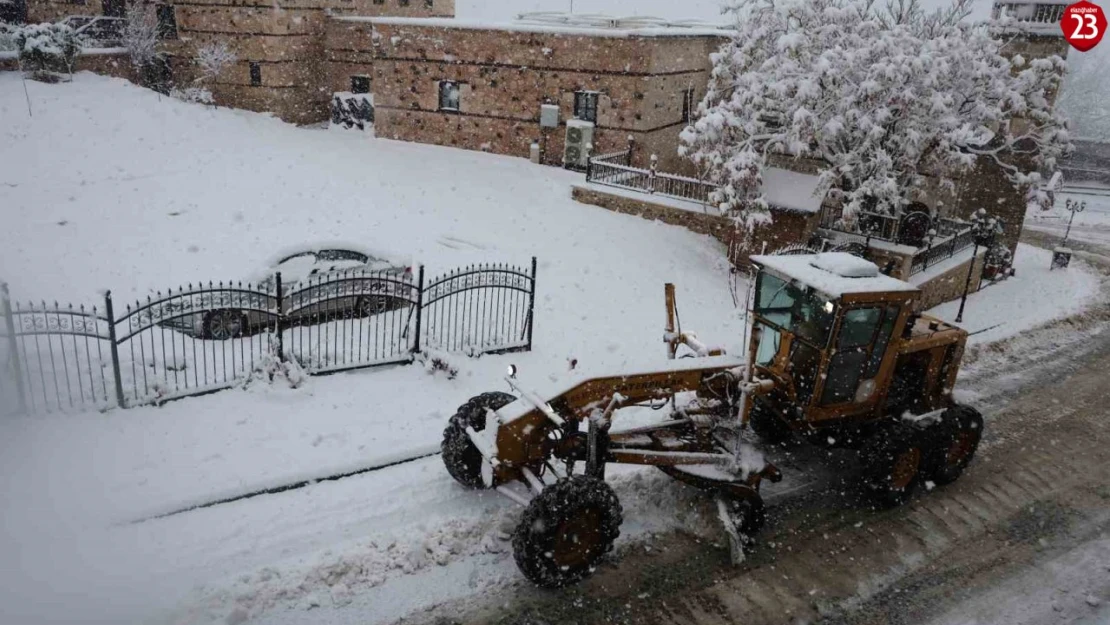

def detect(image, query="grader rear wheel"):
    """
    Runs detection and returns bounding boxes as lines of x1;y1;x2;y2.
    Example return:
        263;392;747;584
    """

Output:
441;391;516;489
512;476;623;588
862;424;925;508
928;405;984;485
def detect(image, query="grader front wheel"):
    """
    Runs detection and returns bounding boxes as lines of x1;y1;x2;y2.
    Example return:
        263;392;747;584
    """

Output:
441;391;516;489
512;476;624;588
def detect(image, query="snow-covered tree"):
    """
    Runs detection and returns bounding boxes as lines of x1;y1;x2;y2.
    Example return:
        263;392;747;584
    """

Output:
1057;44;1110;141
123;1;161;71
680;0;1071;232
194;41;236;85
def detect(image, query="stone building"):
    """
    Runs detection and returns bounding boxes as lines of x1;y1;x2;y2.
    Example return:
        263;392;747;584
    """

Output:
325;15;728;171
8;0;1074;271
23;0;455;124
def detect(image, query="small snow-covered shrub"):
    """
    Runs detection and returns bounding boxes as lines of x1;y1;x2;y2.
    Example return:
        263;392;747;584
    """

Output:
15;23;81;81
194;41;236;83
416;349;458;379
0;23;18;52
242;350;307;390
170;86;214;105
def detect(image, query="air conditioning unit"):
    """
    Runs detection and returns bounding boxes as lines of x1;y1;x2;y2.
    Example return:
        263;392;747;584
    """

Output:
564;119;594;169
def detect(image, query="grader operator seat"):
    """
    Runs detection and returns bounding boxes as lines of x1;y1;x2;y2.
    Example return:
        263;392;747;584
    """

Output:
747;252;930;429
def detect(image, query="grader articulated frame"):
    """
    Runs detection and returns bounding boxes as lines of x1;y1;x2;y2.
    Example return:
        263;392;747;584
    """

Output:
440;253;984;588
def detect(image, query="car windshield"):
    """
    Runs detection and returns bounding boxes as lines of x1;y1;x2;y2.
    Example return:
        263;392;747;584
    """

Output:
754;270;837;348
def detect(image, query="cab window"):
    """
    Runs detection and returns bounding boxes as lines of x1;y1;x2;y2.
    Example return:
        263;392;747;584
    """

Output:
754;272;836;348
821;305;899;405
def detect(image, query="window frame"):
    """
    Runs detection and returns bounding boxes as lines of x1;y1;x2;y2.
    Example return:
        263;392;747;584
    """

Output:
350;75;371;95
438;80;461;112
155;4;177;40
681;87;695;123
573;91;599;124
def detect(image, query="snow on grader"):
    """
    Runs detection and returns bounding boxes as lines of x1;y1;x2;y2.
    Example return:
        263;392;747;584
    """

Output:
440;252;984;587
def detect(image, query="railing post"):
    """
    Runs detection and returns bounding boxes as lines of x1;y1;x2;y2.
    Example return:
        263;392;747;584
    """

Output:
585;142;593;180
102;291;126;409
626;135;635;166
412;265;424;355
275;272;284;362
649;154;658;194
1;283;28;415
525;257;537;351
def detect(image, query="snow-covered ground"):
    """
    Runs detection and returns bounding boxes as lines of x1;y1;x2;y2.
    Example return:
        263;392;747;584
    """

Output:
928;243;1101;344
927;536;1110;625
0;74;1103;625
0;72;747;625
1025;191;1110;250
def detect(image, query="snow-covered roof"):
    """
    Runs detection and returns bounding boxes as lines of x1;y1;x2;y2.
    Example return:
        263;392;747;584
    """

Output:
454;0;997;25
761;168;823;213
350;14;734;37
751;253;919;297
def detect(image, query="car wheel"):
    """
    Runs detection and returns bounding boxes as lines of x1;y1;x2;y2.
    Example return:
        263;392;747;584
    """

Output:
356;296;389;317
203;309;247;340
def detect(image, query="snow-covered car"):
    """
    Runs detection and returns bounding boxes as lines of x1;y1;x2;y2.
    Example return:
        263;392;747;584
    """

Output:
146;245;414;340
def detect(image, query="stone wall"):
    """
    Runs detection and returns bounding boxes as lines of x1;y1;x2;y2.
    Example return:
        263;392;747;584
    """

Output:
913;251;986;312
339;20;725;169
570;185;818;265
0;49;132;79
26;0;103;23
572;184;985;310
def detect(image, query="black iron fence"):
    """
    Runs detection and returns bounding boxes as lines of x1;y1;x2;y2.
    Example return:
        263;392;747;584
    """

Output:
586;150;717;206
0;259;537;415
908;228;977;276
818;205;901;242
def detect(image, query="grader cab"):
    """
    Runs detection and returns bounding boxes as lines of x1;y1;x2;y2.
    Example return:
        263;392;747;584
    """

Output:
440;252;983;588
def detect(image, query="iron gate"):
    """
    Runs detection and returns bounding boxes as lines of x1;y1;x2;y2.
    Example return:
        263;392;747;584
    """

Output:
0;259;537;414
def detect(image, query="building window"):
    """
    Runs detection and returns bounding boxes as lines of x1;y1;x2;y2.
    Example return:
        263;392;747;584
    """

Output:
681;88;695;123
249;62;262;87
573;91;599;123
424;0;433;7
155;5;177;40
351;75;371;94
438;80;460;112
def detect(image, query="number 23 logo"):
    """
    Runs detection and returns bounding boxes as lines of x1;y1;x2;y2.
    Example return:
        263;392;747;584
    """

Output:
1062;1;1106;52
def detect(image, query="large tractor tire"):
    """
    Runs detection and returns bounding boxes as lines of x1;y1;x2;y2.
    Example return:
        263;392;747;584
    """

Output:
441;391;516;489
927;405;984;485
861;424;926;508
512;476;623;588
749;401;794;446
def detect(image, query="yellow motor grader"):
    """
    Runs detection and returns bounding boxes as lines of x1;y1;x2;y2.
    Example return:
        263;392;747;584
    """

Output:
440;252;983;587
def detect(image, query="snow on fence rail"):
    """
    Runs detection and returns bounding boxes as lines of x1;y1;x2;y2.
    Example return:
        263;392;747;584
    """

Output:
586;150;717;206
0;259;537;415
